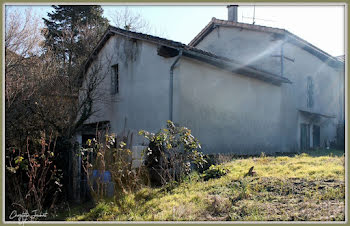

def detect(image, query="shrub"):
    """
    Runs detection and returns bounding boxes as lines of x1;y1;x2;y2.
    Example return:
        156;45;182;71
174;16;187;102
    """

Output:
295;153;310;158
196;154;235;173
202;165;230;181
5;132;63;219
139;120;206;186
81;129;149;202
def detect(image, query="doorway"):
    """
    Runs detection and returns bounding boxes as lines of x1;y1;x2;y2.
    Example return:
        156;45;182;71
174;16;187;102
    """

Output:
300;123;310;150
312;125;320;148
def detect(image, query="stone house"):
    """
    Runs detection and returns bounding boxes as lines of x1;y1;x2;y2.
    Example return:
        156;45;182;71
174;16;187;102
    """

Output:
78;6;344;156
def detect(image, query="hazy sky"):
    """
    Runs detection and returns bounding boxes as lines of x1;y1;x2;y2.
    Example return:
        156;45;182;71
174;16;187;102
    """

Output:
5;4;345;56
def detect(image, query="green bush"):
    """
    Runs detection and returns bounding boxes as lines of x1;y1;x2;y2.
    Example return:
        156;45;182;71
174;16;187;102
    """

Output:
202;165;230;181
139;120;206;186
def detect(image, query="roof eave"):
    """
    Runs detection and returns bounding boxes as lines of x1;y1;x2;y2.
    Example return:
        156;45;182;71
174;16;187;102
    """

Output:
285;32;343;68
84;26;291;86
183;50;291;85
189;20;215;46
83;27;114;74
298;109;336;119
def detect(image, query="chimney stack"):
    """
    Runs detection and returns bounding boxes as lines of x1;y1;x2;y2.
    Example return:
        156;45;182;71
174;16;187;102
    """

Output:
227;5;238;22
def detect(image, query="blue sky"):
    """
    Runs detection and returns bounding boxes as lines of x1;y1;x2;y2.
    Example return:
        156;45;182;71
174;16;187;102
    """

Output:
5;4;345;56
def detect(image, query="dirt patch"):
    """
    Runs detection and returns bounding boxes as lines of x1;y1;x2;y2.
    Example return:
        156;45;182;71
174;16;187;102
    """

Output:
199;195;231;221
252;199;345;221
215;177;345;221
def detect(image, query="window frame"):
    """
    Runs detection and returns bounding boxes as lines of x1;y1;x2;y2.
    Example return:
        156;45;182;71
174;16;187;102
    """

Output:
306;76;314;108
111;64;119;95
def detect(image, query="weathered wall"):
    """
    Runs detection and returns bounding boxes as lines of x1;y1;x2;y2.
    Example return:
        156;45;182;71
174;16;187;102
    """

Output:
82;27;344;154
194;26;344;151
196;26;282;76
82;35;179;144
174;57;283;155
82;34;285;155
281;41;344;150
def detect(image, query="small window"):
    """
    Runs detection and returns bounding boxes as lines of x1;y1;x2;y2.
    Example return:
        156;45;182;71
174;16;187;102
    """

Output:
111;64;119;94
307;76;314;108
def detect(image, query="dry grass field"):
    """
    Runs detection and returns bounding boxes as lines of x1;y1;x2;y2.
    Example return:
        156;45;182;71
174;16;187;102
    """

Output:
64;150;345;221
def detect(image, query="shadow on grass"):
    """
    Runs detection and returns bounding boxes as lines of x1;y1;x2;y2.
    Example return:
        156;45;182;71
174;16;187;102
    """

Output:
302;149;345;157
227;149;345;160
47;200;95;221
274;149;345;158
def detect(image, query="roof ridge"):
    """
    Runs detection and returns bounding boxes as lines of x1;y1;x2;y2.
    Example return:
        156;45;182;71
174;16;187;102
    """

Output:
108;25;229;60
212;17;286;33
108;25;186;47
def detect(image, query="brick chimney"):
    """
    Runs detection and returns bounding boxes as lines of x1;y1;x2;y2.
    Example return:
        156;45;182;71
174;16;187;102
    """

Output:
227;5;238;22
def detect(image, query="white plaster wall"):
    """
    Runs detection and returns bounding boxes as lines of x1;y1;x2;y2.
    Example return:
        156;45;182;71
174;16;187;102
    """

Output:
82;35;284;154
282;42;344;149
174;57;283;155
196;27;282;76
195;26;344;151
82;35;178;144
81;29;344;154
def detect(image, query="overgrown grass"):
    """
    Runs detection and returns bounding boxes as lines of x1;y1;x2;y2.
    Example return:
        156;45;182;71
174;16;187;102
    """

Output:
66;150;345;221
303;148;345;157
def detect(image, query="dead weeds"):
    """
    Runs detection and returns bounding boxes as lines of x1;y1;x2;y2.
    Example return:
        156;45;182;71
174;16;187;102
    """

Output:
222;177;345;221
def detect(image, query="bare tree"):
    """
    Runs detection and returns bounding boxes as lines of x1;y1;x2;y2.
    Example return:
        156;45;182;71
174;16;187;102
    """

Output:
5;7;114;215
5;8;109;139
112;7;151;32
111;7;167;37
5;8;43;57
5;9;64;216
5;9;44;109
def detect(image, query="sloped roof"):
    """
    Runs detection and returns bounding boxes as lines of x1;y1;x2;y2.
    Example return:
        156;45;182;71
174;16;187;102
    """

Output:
108;26;228;60
336;55;345;63
189;18;343;68
298;108;335;119
84;25;291;85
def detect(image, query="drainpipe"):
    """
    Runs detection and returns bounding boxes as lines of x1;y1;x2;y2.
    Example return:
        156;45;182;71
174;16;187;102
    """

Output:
169;50;183;121
280;41;285;77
